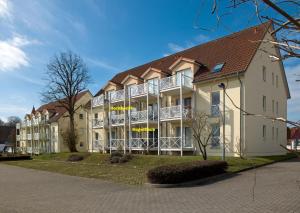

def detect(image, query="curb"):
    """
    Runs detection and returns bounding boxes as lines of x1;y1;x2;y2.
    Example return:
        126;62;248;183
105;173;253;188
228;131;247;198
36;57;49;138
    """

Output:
146;155;299;188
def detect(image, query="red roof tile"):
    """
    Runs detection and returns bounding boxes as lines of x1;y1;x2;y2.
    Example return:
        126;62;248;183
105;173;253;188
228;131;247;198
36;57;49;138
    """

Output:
95;22;271;96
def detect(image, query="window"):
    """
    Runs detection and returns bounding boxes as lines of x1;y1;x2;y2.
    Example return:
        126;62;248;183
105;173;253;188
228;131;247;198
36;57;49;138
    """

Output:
213;63;224;73
94;113;98;119
184;127;192;148
79;142;84;147
184;97;192;107
79;113;83;119
276;101;279;115
147;78;159;94
276;75;279;88
211;91;220;117
276;128;279;141
176;68;193;87
211;124;220;148
262;66;266;82
272;73;274;85
263;125;266;140
263;96;266;112
272;100;275;114
95;132;99;141
17;129;20;135
272;126;275;140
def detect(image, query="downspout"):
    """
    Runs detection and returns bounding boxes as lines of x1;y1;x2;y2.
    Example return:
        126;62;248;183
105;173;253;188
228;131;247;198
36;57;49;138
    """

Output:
237;72;244;158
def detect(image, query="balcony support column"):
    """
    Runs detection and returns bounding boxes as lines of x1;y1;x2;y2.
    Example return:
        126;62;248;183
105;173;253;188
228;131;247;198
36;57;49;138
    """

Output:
123;87;126;154
157;81;160;156
109;94;112;154
30;121;33;157
146;90;149;153
180;73;183;157
129;88;132;154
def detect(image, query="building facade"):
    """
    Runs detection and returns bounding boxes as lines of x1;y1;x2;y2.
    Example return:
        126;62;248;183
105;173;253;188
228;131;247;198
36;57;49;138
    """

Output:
16;91;92;154
89;22;290;157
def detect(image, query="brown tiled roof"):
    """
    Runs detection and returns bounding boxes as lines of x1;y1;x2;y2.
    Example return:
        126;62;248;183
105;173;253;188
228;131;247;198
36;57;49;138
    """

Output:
36;90;90;123
95;22;271;96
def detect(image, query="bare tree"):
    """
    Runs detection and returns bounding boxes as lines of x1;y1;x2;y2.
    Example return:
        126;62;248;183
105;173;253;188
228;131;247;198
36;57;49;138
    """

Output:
6;116;21;127
204;0;300;60
0;118;4;126
42;51;90;152
189;111;217;160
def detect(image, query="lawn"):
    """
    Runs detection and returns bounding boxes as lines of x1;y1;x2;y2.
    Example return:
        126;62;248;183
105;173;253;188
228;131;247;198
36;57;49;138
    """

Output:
2;152;297;185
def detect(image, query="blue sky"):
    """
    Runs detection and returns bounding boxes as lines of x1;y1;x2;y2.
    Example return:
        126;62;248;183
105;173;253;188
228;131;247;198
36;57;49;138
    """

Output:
0;0;299;122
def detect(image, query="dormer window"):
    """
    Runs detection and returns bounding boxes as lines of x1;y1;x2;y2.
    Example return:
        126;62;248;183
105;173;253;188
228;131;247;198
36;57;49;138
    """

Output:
213;63;224;73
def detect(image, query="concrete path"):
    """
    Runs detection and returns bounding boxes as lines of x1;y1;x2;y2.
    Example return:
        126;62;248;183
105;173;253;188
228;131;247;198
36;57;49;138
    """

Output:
1;158;300;213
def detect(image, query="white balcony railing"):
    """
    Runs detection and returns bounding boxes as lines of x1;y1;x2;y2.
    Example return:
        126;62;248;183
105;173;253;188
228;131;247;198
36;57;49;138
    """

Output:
159;105;191;120
129;82;158;98
130;110;158;123
130;138;158;150
32;119;39;126
16;135;20;141
111;114;126;125
16;123;20;129
160;137;181;150
26;121;31;127
92;95;104;107
110;139;125;149
34;133;39;140
110;89;125;103
92;118;105;128
27;134;32;140
159;74;193;91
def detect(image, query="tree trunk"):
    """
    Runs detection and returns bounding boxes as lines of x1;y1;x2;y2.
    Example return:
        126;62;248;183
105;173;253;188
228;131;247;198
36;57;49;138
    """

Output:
69;113;77;152
202;146;207;160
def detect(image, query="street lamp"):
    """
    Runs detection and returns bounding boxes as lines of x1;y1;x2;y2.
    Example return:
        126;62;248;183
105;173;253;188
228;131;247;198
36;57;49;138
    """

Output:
218;83;226;160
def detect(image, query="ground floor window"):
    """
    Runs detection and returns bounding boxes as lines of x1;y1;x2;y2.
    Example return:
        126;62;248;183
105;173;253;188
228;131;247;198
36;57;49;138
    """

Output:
211;124;220;148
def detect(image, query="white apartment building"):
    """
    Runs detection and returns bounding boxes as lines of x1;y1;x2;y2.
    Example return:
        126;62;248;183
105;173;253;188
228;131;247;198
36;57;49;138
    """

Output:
88;22;290;157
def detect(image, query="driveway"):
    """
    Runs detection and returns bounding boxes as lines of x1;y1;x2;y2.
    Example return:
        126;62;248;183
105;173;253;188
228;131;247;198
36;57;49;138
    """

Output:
1;158;300;213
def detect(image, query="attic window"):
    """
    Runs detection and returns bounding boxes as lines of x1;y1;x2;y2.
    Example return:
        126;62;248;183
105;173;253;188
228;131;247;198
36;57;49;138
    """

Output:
213;63;224;73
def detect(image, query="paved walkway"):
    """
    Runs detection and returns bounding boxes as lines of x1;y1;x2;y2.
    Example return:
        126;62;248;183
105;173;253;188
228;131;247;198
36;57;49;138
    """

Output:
1;158;300;213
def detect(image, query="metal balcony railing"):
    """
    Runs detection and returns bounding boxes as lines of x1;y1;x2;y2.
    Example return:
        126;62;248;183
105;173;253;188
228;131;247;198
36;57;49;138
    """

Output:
130;138;158;150
159;105;191;120
110;89;125;103
16;135;20;141
92;118;105;128
211;136;220;148
159;74;193;91
109;139;125;149
92;95;104;107
129;82;158;98
110;114;126;125
160;137;181;149
130;110;158;123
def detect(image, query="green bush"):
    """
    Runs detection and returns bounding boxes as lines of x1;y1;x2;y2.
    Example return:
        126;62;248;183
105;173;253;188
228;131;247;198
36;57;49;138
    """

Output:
147;160;228;184
109;152;132;164
67;154;84;162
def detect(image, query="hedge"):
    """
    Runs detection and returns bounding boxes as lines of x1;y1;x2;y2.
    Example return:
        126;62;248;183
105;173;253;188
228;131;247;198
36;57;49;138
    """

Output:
147;160;228;184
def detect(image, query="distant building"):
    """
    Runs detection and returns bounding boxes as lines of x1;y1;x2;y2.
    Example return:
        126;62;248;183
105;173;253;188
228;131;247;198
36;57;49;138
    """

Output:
16;90;92;154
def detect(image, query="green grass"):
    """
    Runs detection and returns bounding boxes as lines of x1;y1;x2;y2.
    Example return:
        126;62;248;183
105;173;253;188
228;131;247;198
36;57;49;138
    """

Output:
2;152;297;185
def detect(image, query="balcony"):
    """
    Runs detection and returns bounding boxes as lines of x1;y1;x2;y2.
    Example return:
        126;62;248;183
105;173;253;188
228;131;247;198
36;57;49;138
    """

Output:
159;74;193;93
109;139;125;150
33;119;39;126
26;121;31;127
92;118;105;128
27;134;32;140
110;113;126;126
129;82;158;98
34;133;39;140
130;138;158;150
92;95;104;107
159;105;191;121
16;135;20;141
130;110;158;124
110;89;125;103
159;137;193;151
16;123;20;129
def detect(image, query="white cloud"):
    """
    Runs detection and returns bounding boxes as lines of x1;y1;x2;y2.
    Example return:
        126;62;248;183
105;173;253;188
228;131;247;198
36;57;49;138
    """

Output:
0;35;40;72
86;57;119;71
195;34;210;43
0;0;11;19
